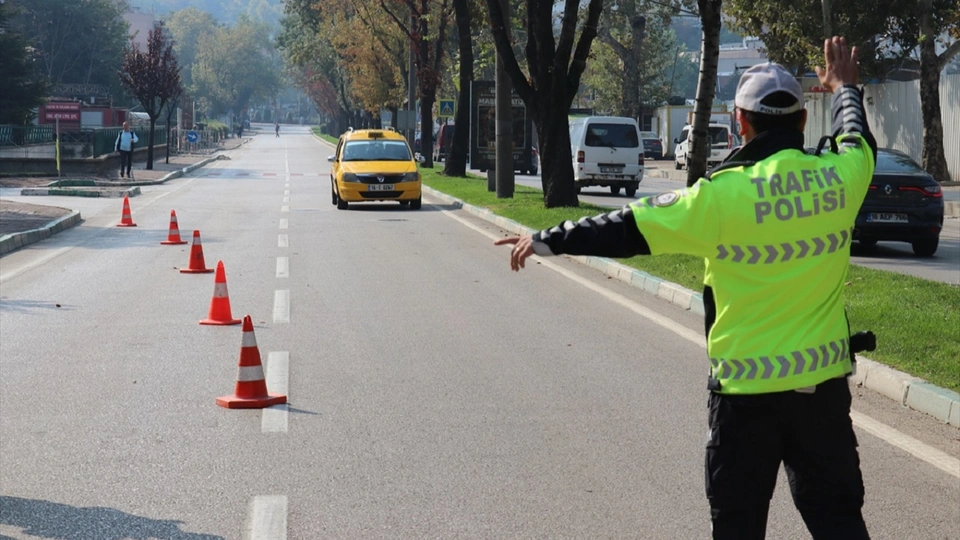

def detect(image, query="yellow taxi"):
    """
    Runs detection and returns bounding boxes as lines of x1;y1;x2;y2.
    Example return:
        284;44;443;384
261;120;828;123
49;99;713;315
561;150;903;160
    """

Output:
327;128;422;210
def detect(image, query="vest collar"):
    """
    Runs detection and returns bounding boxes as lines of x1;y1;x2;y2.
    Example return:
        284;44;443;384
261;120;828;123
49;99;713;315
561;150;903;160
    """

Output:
727;128;805;164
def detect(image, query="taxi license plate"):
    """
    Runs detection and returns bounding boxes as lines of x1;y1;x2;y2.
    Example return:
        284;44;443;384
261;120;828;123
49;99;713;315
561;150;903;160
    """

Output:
368;184;395;191
600;167;623;174
866;213;908;223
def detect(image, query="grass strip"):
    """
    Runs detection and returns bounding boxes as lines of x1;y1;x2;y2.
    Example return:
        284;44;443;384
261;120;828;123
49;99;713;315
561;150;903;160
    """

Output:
311;127;338;146
422;168;960;392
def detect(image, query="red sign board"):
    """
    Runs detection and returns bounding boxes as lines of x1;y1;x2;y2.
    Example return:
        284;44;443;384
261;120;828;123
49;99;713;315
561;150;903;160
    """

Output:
46;102;81;112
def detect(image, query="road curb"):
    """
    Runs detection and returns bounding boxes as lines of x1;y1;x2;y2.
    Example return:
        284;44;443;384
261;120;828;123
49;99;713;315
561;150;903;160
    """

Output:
423;185;960;427
0;210;82;256
21;186;142;198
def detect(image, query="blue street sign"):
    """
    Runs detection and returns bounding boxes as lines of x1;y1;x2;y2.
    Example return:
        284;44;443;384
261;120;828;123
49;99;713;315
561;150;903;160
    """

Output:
187;130;199;143
438;100;455;118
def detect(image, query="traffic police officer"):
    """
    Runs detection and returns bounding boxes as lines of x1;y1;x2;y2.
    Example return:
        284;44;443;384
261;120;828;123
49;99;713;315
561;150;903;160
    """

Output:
496;37;876;539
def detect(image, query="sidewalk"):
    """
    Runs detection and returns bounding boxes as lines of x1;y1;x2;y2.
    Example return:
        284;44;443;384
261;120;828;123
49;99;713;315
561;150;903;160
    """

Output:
0;135;251;254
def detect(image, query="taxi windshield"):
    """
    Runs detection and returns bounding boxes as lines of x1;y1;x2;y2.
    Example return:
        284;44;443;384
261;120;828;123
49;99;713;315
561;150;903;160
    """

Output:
343;141;411;161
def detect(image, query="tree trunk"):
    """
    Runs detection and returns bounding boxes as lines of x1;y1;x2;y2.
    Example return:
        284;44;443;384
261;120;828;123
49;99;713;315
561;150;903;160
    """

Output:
146;117;156;170
443;0;472;177
918;0;950;184
623;11;645;121
537;95;578;207
686;0;722;187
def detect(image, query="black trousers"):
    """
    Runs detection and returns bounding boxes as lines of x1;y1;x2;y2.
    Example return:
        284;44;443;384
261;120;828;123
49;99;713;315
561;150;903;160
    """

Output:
119;150;133;175
705;377;870;539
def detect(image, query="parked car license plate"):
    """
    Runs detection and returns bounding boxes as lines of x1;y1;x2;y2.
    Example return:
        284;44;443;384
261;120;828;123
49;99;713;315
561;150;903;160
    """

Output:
866;213;908;223
368;184;395;191
600;167;623;174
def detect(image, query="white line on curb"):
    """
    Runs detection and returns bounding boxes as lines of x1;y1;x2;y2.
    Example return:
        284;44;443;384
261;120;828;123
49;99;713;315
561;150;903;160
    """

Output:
273;289;290;324
276;257;289;279
435;200;959;479
262;352;289;433
246;495;287;540
278;234;288;248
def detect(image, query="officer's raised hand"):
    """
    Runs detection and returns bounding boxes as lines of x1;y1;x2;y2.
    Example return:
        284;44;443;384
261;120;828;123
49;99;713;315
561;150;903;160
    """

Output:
814;36;860;92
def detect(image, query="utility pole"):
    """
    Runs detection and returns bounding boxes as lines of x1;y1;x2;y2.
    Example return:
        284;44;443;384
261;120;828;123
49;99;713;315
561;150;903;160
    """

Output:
494;0;514;197
821;0;833;38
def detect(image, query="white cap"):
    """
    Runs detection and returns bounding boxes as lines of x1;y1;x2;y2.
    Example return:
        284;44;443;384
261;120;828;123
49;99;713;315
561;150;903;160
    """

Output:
735;63;804;115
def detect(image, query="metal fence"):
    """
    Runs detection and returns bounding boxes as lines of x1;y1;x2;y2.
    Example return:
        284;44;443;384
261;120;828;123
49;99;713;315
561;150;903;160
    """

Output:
93;125;166;158
0;125;55;146
804;73;960;183
168;128;228;154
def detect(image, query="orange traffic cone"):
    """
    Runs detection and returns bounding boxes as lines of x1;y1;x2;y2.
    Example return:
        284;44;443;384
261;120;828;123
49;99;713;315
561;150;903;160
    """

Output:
117;196;137;227
161;210;188;245
200;260;241;325
180;231;214;274
216;315;287;409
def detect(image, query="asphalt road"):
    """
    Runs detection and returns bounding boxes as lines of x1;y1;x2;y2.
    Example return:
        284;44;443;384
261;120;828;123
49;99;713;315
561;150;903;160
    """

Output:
1;125;957;539
465;164;960;285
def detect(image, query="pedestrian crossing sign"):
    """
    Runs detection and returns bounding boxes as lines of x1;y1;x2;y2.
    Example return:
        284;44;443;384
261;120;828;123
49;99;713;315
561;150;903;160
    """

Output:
439;99;455;118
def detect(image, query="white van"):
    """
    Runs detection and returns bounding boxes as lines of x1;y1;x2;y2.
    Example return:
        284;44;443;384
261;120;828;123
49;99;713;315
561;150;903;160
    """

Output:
569;116;644;197
673;123;736;170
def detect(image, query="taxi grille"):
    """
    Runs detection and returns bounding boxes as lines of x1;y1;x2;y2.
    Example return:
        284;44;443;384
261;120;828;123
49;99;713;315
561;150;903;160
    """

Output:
356;174;404;184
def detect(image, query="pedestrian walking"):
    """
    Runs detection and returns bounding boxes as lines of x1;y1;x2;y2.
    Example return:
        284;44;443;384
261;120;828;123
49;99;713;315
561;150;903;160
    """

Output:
495;37;876;539
115;122;139;178
275;122;280;137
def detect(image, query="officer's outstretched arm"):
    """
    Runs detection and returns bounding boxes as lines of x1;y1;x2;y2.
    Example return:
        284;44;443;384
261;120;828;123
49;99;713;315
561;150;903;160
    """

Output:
529;206;652;258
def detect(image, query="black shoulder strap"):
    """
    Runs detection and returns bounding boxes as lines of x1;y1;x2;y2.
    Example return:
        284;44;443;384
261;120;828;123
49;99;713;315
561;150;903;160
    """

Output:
814;135;838;156
703;160;756;181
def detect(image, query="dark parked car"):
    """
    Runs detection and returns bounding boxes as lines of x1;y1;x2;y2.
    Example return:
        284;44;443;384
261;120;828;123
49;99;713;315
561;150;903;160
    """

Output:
856;148;943;256
639;131;663;160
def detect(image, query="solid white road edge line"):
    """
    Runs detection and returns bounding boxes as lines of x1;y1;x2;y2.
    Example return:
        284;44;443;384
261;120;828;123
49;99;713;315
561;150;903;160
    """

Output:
276;257;289;279
262;351;290;433
246;495;287;540
434;201;960;480
0;177;198;284
273;290;290;324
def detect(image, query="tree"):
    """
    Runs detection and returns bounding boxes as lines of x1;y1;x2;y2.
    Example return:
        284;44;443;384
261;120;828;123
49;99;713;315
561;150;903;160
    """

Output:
896;0;960;184
191;17;281;118
165;7;218;90
379;0;455;169
484;0;604;208
442;0;474;176
118;21;183;170
724;0;960;183
0;2;49;125
685;0;722;186
10;0;129;98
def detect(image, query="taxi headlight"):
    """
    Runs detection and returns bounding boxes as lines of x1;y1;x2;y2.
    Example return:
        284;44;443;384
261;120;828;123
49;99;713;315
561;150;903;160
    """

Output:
341;173;360;182
403;172;419;183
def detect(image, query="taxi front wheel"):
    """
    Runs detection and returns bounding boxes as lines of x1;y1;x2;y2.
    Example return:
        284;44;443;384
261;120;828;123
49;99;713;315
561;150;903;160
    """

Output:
337;197;348;210
410;197;422;210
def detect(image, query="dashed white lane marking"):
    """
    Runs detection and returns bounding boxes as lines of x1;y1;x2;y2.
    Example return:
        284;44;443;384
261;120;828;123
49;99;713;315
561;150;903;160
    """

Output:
278;219;288;230
278;234;288;248
262;352;289;433
276;257;289;278
283;196;289;203
281;206;289;213
284;189;290;195
850;411;959;478
246;495;287;540
435;201;960;479
273;289;290;324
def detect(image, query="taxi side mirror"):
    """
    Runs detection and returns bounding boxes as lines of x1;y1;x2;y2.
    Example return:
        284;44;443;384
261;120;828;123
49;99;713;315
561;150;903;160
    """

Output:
327;155;335;162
